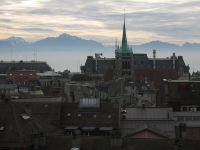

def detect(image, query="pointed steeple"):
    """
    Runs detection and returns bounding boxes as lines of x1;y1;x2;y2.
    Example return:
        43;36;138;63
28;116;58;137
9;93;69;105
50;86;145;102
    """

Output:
116;13;132;54
121;14;128;52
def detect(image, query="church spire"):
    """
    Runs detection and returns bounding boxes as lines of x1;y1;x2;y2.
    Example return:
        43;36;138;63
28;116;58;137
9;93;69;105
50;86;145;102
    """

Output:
115;12;132;54
118;12;131;53
122;14;128;51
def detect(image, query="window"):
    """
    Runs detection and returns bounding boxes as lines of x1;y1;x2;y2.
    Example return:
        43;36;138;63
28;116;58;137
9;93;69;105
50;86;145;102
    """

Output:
121;109;127;114
190;107;197;112
127;61;130;69
197;107;200;111
21;113;31;120
182;106;188;112
185;116;192;121
108;114;112;119
193;116;200;121
0;126;5;131
177;116;184;121
122;114;126;119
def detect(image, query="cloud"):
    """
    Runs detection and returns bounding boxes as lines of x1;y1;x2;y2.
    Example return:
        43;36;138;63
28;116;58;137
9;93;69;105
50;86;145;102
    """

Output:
0;0;200;44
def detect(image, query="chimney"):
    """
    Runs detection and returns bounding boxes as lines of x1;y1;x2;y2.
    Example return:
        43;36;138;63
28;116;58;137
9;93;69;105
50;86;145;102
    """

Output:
172;53;176;70
153;49;156;70
189;72;191;80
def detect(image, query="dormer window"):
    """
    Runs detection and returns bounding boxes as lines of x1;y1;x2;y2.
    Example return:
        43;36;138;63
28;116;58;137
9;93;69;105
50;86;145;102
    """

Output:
108;114;112;119
21;113;31;120
0;126;5;131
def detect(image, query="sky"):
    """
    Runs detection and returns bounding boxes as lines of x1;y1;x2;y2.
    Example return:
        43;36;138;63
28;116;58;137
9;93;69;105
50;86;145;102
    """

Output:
0;0;200;45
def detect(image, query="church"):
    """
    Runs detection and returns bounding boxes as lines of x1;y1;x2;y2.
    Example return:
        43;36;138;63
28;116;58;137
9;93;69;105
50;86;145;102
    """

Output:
81;17;189;86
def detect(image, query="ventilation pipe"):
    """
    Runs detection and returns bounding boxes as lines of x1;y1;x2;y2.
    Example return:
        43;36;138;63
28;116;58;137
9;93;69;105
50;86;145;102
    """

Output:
172;53;176;70
153;49;156;70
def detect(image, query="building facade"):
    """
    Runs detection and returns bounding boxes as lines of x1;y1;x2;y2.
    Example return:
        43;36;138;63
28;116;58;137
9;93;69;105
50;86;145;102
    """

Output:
81;17;189;86
157;80;200;110
0;60;52;74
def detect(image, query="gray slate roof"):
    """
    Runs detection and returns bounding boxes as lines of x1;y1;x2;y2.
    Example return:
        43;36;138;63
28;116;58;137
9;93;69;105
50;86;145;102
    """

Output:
124;108;173;120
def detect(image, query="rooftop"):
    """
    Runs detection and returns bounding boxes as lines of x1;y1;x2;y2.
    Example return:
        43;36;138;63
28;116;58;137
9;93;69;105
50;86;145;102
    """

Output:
0;84;17;89
167;80;200;83
12;97;63;103
149;58;172;61
0;60;47;63
123;107;173;120
95;58;115;61
37;71;61;77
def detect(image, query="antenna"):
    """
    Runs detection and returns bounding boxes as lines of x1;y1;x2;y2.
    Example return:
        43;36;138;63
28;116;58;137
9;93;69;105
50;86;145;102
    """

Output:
33;46;38;61
10;47;13;61
36;47;38;62
124;8;126;24
79;60;81;72
192;67;195;73
77;60;79;72
33;47;35;61
115;38;117;49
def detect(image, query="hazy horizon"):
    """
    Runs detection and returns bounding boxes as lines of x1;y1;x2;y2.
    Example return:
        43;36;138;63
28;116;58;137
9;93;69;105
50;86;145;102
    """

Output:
2;33;200;46
1;0;200;72
1;49;199;73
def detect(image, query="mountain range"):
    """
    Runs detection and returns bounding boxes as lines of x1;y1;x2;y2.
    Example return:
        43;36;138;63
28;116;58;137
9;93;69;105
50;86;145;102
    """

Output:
0;33;200;52
0;33;104;52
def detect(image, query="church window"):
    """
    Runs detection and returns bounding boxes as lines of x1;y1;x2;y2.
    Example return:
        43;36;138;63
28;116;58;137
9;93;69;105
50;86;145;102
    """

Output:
127;61;130;69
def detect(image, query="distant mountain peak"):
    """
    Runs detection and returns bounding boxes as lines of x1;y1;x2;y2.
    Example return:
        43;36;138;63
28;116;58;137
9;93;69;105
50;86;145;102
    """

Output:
57;33;82;41
3;36;27;46
138;40;179;51
6;36;25;41
58;33;71;38
29;33;104;51
148;40;174;45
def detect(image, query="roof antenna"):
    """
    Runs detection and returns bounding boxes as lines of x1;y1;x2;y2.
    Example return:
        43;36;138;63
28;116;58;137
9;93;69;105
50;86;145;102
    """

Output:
36;47;38;62
115;38;118;49
10;47;13;61
123;9;126;24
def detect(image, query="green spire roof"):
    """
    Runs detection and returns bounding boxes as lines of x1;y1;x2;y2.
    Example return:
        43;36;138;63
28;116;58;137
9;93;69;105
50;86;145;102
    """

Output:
116;15;132;53
122;16;128;52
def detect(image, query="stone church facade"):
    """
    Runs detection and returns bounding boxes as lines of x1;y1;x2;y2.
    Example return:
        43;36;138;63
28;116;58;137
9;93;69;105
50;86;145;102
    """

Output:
81;17;189;83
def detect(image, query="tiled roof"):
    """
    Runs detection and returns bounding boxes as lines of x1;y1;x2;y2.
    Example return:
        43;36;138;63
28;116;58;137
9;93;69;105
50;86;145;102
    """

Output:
60;103;119;128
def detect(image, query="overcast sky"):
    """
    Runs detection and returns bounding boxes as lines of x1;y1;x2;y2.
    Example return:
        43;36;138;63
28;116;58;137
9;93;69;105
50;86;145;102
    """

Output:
0;0;200;45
